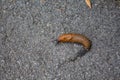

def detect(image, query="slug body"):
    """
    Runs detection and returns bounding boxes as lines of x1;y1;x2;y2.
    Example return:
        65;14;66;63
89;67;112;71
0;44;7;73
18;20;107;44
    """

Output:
57;33;91;51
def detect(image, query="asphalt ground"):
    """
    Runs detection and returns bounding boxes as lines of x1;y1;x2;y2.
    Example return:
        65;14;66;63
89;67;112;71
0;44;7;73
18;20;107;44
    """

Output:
0;0;120;80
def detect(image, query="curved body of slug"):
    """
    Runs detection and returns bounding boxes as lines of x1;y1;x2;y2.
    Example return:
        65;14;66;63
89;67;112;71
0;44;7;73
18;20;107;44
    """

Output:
57;33;91;50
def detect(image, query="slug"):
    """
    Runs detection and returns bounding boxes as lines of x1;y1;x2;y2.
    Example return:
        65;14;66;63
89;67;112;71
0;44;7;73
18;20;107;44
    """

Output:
57;33;91;51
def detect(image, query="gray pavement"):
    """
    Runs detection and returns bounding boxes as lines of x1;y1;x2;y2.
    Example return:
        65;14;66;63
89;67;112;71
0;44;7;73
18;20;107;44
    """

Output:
0;0;120;80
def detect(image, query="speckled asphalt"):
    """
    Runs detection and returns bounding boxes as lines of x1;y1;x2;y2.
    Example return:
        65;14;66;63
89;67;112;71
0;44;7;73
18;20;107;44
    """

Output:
0;0;120;80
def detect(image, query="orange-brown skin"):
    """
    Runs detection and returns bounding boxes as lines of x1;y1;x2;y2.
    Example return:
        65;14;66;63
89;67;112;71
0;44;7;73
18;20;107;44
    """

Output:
57;33;91;51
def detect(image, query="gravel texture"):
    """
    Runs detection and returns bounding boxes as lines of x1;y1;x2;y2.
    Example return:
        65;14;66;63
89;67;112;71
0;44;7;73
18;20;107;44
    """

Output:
0;0;120;80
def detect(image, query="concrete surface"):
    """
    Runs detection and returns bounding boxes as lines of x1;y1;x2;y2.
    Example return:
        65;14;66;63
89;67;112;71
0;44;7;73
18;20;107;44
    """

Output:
0;0;120;80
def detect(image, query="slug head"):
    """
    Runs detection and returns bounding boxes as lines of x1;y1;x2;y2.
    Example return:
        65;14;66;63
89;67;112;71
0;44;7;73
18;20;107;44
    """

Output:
58;34;72;42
